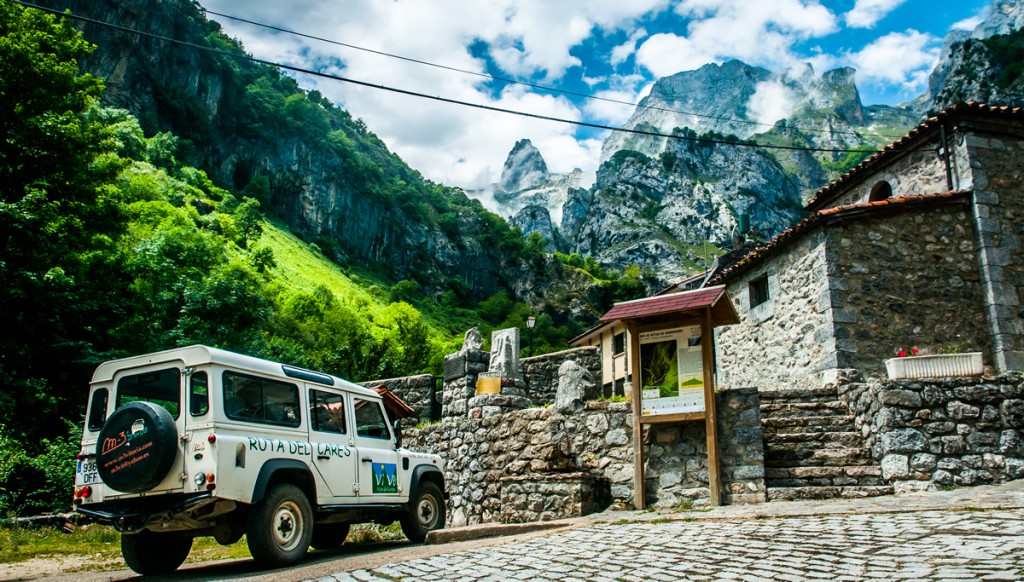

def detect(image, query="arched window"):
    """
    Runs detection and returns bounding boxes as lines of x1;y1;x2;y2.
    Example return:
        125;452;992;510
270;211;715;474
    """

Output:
869;181;892;202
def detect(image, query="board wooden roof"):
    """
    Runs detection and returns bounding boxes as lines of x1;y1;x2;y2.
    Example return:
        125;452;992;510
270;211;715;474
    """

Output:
599;285;738;326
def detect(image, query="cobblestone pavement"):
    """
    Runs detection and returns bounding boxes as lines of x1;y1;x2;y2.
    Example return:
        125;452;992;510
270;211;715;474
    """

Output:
314;485;1024;581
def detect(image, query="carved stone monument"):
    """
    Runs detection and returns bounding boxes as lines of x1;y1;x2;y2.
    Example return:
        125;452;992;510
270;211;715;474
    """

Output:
461;327;483;353
469;327;529;416
488;328;522;382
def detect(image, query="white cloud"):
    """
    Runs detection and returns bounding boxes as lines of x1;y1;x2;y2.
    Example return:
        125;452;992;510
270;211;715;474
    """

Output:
585;77;647;125
636;0;838;76
951;15;983;32
844;0;907;29
747;81;799;126
847;29;940;93
611;28;648;66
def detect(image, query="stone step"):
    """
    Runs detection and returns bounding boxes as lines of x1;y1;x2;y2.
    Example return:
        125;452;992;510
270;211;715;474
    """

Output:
765;464;883;481
760;400;849;418
766;476;886;488
767;485;894;502
765;447;873;468
766;431;866;448
759;387;841;403
762;415;857;433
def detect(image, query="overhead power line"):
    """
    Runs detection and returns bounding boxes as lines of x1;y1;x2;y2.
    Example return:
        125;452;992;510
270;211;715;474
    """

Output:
13;0;887;154
200;6;906;142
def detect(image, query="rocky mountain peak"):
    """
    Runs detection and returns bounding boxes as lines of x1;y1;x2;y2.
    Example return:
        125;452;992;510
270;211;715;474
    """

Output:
496;139;549;194
972;0;1024;39
926;0;1024;110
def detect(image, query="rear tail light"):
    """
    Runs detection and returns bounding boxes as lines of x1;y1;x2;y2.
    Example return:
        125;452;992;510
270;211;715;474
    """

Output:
207;433;216;444
73;486;92;505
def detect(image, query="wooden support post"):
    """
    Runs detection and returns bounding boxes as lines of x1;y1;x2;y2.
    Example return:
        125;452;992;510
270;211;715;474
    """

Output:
701;307;721;506
627;321;645;510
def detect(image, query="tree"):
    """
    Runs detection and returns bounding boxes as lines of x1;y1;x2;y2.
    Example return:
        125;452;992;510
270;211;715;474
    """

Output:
0;3;125;445
234;197;264;248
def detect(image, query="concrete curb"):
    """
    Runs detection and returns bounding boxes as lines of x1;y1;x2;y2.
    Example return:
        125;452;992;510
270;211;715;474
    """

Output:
425;519;575;544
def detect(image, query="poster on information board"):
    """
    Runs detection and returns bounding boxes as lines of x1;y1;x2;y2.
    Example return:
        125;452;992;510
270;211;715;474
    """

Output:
639;326;705;416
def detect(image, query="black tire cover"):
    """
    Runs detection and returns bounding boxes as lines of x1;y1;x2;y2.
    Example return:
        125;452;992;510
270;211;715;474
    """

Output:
95;401;178;493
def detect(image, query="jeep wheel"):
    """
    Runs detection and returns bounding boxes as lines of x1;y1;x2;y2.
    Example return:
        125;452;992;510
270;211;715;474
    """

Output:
400;481;445;543
311;522;350;550
246;483;312;568
121;530;192;575
96;401;178;493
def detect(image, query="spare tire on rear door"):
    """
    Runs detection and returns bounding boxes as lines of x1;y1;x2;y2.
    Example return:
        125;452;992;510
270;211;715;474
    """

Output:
96;401;179;493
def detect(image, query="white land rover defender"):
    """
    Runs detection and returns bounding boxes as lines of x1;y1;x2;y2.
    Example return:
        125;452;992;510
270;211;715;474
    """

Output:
73;345;446;575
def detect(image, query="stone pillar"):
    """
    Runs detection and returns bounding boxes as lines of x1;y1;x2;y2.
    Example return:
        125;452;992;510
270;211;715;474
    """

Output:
442;328;490;419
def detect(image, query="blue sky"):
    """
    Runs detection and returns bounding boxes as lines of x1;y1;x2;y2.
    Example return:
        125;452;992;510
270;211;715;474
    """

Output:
199;0;996;198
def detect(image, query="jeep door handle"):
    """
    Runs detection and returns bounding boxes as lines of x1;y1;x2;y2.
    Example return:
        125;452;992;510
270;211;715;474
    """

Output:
361;458;374;463
317;455;331;460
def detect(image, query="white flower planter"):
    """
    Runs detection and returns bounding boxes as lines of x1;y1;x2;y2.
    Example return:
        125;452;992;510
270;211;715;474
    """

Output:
884;352;983;380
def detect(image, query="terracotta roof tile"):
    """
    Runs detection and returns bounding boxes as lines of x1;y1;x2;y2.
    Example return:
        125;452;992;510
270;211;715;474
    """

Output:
805;102;1024;211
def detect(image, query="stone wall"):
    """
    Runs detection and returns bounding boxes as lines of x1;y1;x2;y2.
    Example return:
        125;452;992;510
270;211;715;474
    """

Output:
825;142;948;209
522;347;601;406
405;388;765;526
965;122;1024;372
839;373;1024;493
827;201;990;376
717;230;835;390
359;374;437;423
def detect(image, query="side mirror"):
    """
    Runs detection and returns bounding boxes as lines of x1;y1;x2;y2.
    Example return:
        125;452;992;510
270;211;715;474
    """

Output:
393;419;403;450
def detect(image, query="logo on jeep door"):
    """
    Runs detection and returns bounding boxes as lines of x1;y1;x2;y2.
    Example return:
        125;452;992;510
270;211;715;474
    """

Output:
371;463;398;493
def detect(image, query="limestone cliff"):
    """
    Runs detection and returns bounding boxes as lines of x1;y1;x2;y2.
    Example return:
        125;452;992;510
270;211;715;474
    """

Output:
40;0;593;305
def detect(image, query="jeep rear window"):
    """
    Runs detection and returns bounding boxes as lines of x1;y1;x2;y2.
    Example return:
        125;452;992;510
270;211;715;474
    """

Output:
223;371;300;428
116;368;181;418
87;388;108;431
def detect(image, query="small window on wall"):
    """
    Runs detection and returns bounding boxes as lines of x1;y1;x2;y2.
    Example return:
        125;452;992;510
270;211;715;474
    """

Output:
613;332;626;356
869;180;892;201
749;274;770;308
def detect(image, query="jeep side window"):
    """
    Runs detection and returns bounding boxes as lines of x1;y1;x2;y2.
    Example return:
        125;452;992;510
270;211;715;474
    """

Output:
353;397;391;440
309;389;346;434
117;368;181;418
190;371;209;416
87;388;108;431
223;371;300;427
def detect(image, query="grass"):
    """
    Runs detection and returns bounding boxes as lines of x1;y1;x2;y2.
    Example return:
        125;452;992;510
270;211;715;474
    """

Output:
263;221;389;319
1;520;405;572
0;523;250;570
1;523;121;565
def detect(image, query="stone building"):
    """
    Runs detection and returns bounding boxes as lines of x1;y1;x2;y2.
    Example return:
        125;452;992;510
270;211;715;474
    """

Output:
705;102;1024;389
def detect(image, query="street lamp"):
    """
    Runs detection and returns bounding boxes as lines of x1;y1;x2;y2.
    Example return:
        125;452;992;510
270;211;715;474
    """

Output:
526;315;536;357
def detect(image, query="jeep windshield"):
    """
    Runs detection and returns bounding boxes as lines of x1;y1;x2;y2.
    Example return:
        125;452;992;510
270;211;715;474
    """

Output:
117;368;181;418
